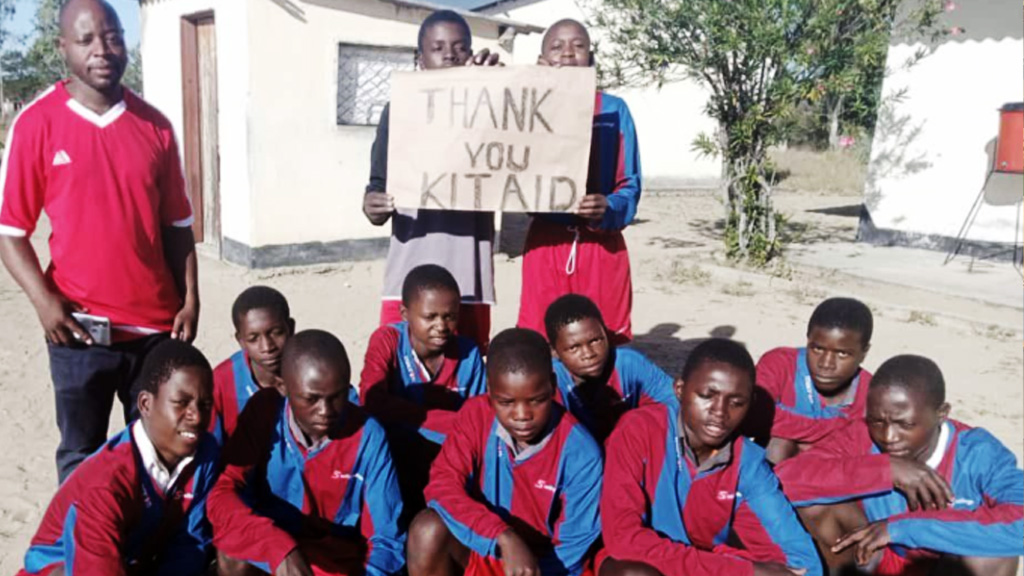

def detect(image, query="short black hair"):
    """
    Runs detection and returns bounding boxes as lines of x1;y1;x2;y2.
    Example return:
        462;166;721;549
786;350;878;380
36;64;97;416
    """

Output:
680;339;755;385
281;329;351;381
401;264;461;307
807;297;873;346
487;328;552;383
231;285;290;330
870;354;945;408
544;294;604;343
131;339;212;402
418;10;472;52
541;18;590;48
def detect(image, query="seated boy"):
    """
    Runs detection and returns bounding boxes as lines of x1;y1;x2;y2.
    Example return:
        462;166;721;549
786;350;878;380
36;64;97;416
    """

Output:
210;285;295;442
753;297;873;463
544;293;674;442
359;264;486;515
208;330;405;576
408;328;602;576
776;355;1022;575
17;340;220;576
600;339;823;576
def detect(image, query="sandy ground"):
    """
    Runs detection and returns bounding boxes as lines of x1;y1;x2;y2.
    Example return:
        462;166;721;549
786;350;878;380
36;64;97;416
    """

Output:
0;190;1021;572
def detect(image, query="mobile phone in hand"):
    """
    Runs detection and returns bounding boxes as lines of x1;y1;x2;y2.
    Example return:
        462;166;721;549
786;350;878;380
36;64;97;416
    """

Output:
71;312;112;346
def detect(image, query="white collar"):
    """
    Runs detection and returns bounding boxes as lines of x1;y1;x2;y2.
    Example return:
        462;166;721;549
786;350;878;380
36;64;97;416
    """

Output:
65;97;127;128
925;421;952;470
132;420;194;494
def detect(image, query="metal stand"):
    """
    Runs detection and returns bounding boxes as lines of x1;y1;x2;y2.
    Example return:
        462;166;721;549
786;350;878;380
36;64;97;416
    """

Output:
943;170;994;265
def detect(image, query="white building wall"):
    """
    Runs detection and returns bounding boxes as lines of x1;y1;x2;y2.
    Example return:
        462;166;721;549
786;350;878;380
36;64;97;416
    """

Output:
140;0;253;246
865;0;1023;244
245;0;513;247
487;0;721;189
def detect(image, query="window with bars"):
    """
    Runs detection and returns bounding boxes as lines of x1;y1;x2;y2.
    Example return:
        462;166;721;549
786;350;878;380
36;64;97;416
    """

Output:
337;43;416;126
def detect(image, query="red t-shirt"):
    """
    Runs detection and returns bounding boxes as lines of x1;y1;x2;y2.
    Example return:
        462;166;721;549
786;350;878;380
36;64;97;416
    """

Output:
0;81;193;331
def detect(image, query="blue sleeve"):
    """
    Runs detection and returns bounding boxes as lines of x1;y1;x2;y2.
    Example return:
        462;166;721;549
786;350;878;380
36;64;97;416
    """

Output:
360;420;407;575
543;426;603;576
734;446;823;576
598;100;641;231
887;430;1024;557
157;440;219;576
461;342;487;399
622;349;676;407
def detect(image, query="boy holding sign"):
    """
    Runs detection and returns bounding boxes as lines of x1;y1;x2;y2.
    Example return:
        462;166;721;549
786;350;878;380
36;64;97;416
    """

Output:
363;11;501;353
517;19;642;345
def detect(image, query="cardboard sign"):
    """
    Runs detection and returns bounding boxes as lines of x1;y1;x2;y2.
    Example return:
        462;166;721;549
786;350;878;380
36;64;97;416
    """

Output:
387;65;596;212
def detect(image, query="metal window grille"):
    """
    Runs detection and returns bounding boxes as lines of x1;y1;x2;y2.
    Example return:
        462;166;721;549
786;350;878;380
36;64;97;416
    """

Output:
337;44;415;126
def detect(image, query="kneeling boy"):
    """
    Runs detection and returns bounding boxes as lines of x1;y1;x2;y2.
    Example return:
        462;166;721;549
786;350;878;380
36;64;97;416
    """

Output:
208;330;405;576
359;264;485;516
408;328;602;576
210;285;295;442
753;297;873;463
18;340;220;576
545;294;674;442
600;339;822;576
777;355;1022;575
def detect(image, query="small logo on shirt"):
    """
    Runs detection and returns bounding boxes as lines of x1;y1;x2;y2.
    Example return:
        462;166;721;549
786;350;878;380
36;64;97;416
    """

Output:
717;490;738;501
534;479;556;493
332;471;364;481
52;150;72;166
952;497;976;508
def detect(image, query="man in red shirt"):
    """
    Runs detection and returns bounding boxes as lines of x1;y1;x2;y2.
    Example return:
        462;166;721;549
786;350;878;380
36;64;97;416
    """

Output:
0;0;199;483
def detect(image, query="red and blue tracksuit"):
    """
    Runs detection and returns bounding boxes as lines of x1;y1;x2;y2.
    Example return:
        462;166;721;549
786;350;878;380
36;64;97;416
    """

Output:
207;388;405;575
750;347;872;444
425;396;603;576
600;402;823;576
553;346;675;443
210;350;263;443
359;321;486;517
359;321;486;445
18;425;219;576
518;92;640;345
777;419;1024;569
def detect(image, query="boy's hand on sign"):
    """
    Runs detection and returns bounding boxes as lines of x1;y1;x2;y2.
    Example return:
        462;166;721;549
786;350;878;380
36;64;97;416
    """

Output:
468;48;502;67
832;521;890;567
752;562;807;576
536;56;561;68
363;192;395;225
38;292;92;346
577;194;608;222
889;457;953;511
497;529;540;576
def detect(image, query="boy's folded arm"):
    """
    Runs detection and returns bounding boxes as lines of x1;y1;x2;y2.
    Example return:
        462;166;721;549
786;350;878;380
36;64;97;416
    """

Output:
550;428;604;575
776;425;892;506
600;422;754;576
68;487;130;576
733;455;824;576
634;354;676;406
425;413;509;557
770;403;849;444
360;423;407;575
888;437;1024;557
207;400;298;570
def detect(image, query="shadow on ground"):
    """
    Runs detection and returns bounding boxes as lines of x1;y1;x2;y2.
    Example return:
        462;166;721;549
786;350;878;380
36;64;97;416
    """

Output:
630;323;746;376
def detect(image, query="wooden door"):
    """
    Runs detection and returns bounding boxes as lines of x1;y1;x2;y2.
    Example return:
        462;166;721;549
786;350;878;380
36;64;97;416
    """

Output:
181;14;220;255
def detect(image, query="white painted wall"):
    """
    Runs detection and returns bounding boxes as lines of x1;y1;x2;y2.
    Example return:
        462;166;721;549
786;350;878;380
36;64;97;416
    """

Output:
245;0;513;247
486;0;721;189
865;0;1023;244
140;0;253;246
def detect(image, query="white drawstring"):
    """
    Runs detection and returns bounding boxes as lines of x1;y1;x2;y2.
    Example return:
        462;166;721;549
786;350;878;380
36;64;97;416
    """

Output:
565;226;580;275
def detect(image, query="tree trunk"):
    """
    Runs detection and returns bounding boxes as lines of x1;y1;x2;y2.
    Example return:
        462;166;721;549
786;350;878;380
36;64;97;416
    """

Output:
828;95;844;150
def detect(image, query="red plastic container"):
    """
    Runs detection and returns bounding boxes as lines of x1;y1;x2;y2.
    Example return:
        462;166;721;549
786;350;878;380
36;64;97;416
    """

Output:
995;102;1023;173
